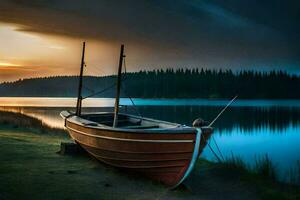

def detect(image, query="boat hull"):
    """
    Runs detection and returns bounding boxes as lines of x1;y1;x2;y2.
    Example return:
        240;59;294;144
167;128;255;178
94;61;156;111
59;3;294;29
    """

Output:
64;117;211;187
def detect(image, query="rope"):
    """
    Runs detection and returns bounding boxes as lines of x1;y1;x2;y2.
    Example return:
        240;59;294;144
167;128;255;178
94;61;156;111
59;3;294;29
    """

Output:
121;84;143;119
120;56;143;119
80;50;142;119
82;83;116;100
200;131;223;162
82;74;130;99
208;142;223;163
212;135;225;161
81;54;131;99
205;95;238;162
202;95;238;163
83;85;94;93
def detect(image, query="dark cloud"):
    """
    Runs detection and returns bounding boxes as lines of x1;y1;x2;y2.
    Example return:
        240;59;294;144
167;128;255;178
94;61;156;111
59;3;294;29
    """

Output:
0;0;299;72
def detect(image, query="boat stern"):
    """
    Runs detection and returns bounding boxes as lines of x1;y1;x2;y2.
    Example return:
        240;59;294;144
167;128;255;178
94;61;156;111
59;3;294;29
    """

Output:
60;110;73;119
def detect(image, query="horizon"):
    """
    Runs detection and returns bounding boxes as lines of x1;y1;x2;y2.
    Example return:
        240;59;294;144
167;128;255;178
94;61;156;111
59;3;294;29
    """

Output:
1;1;300;82
1;67;299;84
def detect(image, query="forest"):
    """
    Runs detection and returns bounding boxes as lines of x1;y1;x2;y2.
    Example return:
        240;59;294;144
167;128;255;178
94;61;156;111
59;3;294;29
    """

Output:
0;68;299;99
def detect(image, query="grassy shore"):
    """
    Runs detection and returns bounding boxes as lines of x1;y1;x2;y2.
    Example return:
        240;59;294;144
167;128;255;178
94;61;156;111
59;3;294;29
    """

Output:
216;155;300;200
0;111;299;200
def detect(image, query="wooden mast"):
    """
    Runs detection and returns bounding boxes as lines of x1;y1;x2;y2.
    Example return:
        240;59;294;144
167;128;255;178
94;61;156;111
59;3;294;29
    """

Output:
113;44;125;127
76;42;86;116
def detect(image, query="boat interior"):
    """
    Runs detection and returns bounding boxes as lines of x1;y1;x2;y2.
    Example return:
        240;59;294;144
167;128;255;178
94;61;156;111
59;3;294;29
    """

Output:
82;113;180;129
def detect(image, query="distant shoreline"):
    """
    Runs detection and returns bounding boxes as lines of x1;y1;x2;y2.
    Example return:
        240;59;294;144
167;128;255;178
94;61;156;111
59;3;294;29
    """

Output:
1;70;299;99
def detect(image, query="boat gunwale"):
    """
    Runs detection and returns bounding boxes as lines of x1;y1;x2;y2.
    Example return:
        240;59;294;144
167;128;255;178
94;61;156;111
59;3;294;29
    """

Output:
61;111;197;134
66;125;195;143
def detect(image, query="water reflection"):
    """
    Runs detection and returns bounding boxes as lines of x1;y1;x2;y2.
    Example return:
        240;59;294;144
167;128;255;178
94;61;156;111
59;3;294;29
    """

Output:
135;106;300;133
206;124;300;182
0;106;112;128
1;97;300;107
1;99;300;180
1;104;300;133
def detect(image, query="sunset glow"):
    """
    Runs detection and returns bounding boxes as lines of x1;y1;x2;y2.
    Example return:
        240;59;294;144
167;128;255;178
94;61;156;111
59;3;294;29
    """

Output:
0;1;299;83
0;23;120;82
0;62;21;67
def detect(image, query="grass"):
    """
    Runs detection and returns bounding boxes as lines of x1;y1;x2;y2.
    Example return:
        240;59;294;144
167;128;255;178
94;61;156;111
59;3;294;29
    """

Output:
0;110;299;200
0;111;180;200
222;153;277;181
0;128;173;200
219;154;300;200
288;161;300;185
254;155;277;181
0;110;66;135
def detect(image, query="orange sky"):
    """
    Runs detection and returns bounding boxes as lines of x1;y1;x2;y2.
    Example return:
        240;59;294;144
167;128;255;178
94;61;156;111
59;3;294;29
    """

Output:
0;22;187;83
0;23;124;82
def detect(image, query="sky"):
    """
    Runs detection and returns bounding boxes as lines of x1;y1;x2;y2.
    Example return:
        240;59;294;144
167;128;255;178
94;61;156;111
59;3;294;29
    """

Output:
0;0;299;82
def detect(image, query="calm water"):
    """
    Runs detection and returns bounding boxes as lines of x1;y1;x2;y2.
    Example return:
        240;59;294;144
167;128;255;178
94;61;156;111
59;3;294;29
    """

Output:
1;97;300;181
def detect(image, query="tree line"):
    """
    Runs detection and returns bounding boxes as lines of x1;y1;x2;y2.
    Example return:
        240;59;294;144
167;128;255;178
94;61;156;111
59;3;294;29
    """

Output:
0;68;299;99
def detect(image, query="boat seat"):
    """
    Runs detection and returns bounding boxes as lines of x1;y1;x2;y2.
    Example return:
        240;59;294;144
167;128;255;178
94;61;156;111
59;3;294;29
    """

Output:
96;119;141;127
122;125;159;129
82;122;98;126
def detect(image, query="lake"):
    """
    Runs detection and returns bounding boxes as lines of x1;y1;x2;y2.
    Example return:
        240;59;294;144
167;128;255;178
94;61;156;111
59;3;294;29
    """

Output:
1;97;300;182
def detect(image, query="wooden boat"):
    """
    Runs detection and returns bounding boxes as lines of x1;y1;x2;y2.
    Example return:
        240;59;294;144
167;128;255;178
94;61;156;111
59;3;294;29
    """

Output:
61;43;213;188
